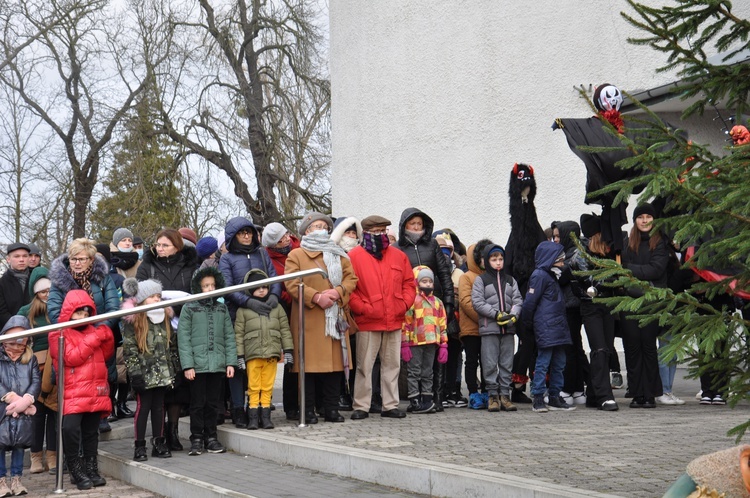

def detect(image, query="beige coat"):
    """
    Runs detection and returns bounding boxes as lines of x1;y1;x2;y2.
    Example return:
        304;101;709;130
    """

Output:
284;248;357;373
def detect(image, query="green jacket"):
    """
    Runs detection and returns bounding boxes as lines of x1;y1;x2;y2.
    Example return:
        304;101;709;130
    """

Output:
122;319;176;389
235;305;293;361
178;299;237;373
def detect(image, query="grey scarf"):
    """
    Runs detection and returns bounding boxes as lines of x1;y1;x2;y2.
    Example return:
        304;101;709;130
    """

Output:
301;232;348;339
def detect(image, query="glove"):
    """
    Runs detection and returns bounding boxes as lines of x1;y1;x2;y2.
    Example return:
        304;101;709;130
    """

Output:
130;375;146;393
246;298;272;316
401;344;412;363
5;394;33;416
237;356;246;370
283;351;294;365
266;294;279;309
496;312;517;327
437;344;448;364
22;403;37;417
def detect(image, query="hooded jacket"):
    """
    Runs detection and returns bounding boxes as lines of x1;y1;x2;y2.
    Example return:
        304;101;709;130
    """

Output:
17;266;51;352
395;208;454;308
234;269;293;361
48;254;120;330
219;217;281;321
471;245;523;336
177;266;237;373
48;290;114;415
551;220;583;309
348;243;416;332
0;318;41;449
457;243;482;338
521;241;571;349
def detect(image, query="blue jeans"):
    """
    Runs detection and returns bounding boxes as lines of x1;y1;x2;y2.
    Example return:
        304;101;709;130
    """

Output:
531;346;567;397
658;336;676;393
0;447;24;477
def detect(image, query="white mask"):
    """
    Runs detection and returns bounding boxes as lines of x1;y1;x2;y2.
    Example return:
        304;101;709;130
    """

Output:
147;309;165;324
136;248;144;259
118;246;133;253
311;230;328;238
339;236;359;253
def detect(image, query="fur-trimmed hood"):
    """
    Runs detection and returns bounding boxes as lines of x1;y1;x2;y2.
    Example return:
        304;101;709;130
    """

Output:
49;253;110;293
190;265;226;295
330;216;363;245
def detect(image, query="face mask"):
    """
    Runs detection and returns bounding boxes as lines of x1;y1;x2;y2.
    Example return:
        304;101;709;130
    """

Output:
405;229;425;242
118;246;133;253
136;249;143;259
419;286;433;295
273;245;292;255
147;309;165;324
339;236;359;253
310;230;328;238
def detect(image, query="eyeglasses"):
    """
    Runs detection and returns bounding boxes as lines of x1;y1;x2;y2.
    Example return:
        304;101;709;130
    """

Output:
237;229;254;237
308;223;330;232
366;228;388;235
70;257;91;264
154;243;173;249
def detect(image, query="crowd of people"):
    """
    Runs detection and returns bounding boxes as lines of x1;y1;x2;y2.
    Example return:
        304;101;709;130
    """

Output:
0;202;738;495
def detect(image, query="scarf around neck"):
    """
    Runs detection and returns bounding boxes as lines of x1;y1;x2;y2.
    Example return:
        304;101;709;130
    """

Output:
301;232;347;339
70;264;94;299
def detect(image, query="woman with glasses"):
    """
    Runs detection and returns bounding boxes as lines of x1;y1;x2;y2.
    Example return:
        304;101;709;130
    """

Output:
135;228;201;451
219;217;281;428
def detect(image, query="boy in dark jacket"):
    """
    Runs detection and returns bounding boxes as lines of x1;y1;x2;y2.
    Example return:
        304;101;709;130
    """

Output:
522;241;574;413
471;244;523;413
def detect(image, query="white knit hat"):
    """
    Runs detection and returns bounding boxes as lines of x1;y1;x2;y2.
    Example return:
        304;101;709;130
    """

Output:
262;222;288;247
123;278;162;304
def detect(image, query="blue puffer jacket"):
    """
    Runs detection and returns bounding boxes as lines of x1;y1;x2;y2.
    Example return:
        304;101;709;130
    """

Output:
0;336;41;449
219;217;281;320
521;241;571;349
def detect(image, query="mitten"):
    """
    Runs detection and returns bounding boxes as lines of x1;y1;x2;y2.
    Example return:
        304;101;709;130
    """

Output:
437;344;448;364
22;404;37;416
283;351;294;365
5;394;33;415
246;299;272;316
400;344;412;363
130;375;146;393
237;356;246;370
266;294;279;309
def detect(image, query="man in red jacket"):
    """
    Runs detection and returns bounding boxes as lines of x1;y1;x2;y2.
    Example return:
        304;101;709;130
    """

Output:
348;215;416;419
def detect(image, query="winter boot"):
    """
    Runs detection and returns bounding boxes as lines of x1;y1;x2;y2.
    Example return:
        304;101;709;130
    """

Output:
30;451;45;473
487;395;501;412
204;437;225;454
85;455;106;487
407;396;420;413
259;407;275;429
338;393;353;411
233;407;248;429
0;477;9;497
68;456;93;490
46;450;57;475
10;476;27;496
188;436;203;456
151;437;172;458
133;440;148;461
167;422;183;451
247;408;259;430
414;394;436;414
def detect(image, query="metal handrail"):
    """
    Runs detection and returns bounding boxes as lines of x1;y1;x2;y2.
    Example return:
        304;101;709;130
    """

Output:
4;267;327;493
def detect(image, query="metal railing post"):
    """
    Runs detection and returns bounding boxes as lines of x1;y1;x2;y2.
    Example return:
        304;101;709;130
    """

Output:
53;332;65;493
297;281;307;428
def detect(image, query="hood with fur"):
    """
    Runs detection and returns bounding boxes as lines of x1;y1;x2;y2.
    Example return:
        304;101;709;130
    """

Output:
190;265;226;295
330;216;363;245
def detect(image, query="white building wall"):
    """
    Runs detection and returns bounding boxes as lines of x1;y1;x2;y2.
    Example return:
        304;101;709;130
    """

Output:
329;2;747;244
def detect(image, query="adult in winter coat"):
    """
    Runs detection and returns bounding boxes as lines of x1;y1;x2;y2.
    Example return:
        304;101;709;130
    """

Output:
458;240;493;398
0;243;32;329
0;315;41;496
219;217;280;428
348;215;415;420
284;212;358;424
48;238;120;330
109;227;141;279
551;220;590;405
261;222;301;420
49;290;113;490
395;208;454;410
620;203;667;408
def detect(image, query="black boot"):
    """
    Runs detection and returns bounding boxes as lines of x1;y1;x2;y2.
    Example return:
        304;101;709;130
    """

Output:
167;422;183;451
151;436;172;458
233;407;248;429
133;440;148;461
84;455;106;487
68;456;93;490
259;407;274;429
324;409;345;423
338;393;353;411
117;402;135;418
247;408;259;430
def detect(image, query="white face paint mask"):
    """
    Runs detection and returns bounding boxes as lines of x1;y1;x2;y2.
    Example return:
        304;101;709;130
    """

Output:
147;309;165;324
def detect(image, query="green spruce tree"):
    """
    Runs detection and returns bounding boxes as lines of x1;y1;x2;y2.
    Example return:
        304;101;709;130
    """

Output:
91;87;184;244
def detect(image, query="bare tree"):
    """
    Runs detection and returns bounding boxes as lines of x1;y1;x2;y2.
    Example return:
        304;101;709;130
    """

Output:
155;0;331;226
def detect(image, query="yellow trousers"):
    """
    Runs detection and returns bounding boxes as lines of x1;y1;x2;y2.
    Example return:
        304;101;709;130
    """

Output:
246;358;278;408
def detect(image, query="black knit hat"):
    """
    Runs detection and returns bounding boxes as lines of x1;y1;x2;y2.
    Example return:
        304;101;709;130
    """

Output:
580;213;601;238
633;203;656;220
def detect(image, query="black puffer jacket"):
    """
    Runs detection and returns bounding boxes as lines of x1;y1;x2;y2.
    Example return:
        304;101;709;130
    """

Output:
621;231;669;289
395;208;454;307
552;220;582;309
0;346;41;449
136;245;200;294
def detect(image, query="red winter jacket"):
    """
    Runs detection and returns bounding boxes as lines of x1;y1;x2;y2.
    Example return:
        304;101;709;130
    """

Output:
49;290;114;416
348;246;416;332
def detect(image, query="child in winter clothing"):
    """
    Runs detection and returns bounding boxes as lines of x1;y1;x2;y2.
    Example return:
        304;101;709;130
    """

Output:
0;316;41;497
235;270;293;430
49;290;113;490
401;266;448;414
521;241;574;413
471;244;523;413
121;278;176;461
178;267;236;455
